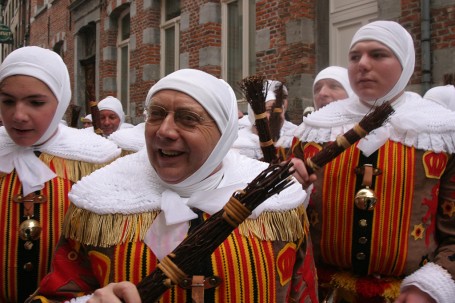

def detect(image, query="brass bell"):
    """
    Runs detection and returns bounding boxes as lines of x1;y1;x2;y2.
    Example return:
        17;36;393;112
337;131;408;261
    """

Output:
354;187;377;211
19;219;42;241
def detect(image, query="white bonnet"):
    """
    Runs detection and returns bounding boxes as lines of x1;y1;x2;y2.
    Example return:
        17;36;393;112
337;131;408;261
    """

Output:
146;69;238;187
423;85;455;111
0;46;71;145
313;66;354;98
350;20;415;105
98;96;125;125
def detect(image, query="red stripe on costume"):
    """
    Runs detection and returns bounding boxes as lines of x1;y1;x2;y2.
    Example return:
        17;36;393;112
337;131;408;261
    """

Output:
320;145;360;267
370;142;414;276
0;172;21;301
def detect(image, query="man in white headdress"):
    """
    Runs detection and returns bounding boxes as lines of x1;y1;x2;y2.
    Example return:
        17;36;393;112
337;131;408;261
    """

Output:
30;69;318;303
312;65;354;110
97;96;133;136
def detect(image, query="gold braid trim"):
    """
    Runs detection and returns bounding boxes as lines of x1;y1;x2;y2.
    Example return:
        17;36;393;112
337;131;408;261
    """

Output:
353;123;368;138
63;203;159;247
63;203;308;247
158;254;187;287
254;113;267;120
39;153;117;183
238;204;307;241
259;139;274;147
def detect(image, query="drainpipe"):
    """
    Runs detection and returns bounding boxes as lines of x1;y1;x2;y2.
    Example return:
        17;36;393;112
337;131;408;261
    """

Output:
421;0;431;95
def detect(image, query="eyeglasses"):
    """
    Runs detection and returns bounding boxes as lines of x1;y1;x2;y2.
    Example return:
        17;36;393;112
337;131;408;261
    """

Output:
146;104;212;130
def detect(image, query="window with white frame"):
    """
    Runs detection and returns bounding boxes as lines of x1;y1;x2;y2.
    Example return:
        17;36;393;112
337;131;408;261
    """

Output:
117;9;130;116
160;0;180;76
221;0;256;98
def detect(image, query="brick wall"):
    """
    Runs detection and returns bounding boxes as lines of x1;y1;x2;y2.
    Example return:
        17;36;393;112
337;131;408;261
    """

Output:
24;0;455;124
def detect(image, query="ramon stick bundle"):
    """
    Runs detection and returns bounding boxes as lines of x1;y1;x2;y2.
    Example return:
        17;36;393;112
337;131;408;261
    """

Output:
136;162;295;302
269;82;285;143
305;101;395;174
240;75;278;163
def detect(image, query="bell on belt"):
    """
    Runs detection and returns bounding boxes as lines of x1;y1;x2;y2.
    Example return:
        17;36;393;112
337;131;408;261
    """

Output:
19;218;42;241
354;187;377;211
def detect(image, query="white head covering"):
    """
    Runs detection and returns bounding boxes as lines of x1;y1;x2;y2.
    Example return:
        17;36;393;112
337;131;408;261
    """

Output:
247;79;287;126
313;66;354;100
0;46;71;195
350;20;415;106
81;114;92;122
98;96;125;125
146;69;238;191
423;85;455;111
0;46;71;144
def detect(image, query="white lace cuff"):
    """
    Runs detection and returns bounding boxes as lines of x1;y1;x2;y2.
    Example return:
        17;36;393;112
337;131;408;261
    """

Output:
401;262;455;303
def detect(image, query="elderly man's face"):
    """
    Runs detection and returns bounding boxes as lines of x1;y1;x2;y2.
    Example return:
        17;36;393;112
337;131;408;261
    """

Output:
145;89;221;184
99;110;121;136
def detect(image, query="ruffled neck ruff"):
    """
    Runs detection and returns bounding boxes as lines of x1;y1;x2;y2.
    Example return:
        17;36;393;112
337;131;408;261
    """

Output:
294;92;455;154
0;124;121;164
68;149;307;217
108;122;146;152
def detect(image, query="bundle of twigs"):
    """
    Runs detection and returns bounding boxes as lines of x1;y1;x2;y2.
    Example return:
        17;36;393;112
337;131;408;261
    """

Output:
240;75;277;163
304;101;395;174
89;101;103;136
269;82;285;142
136;161;295;302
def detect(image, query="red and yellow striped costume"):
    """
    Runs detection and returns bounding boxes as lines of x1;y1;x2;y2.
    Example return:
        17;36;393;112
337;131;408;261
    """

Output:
0;154;114;303
32;206;317;303
292;138;455;302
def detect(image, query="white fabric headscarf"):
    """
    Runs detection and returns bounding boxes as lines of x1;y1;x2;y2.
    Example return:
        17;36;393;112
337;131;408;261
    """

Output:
350;20;415;106
81;114;92;122
98;96;125;125
144;69;239;259
313;66;354;106
0;46;71;195
145;68;239;194
423;85;455;111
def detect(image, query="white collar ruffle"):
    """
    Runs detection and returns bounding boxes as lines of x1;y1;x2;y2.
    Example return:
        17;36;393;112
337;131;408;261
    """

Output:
68;149;307;218
294;92;455;154
0;125;121;195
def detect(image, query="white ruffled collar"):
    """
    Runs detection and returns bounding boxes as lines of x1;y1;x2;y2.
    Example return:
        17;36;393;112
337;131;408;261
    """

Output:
0;125;121;195
294;92;455;154
68;149;307;218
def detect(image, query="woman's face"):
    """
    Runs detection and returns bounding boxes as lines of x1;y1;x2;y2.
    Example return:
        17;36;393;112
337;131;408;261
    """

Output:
0;75;58;146
145;89;221;184
100;110;121;136
348;40;402;103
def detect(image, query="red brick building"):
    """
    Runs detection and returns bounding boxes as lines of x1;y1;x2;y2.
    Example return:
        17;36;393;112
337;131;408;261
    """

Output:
1;0;454;125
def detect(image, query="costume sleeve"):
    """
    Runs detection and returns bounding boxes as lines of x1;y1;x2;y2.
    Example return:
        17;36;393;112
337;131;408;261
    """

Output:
400;155;455;302
26;236;99;302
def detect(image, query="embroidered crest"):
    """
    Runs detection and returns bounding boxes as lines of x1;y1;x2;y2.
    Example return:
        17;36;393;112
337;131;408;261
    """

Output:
422;151;448;179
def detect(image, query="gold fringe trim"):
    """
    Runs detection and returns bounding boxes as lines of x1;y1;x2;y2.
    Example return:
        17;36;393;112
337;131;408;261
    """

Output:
63;203;158;247
238;204;307;241
63;203;308;247
39;153;117;183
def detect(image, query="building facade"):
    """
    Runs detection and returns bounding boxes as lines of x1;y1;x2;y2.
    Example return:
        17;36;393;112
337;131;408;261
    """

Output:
1;0;454;125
